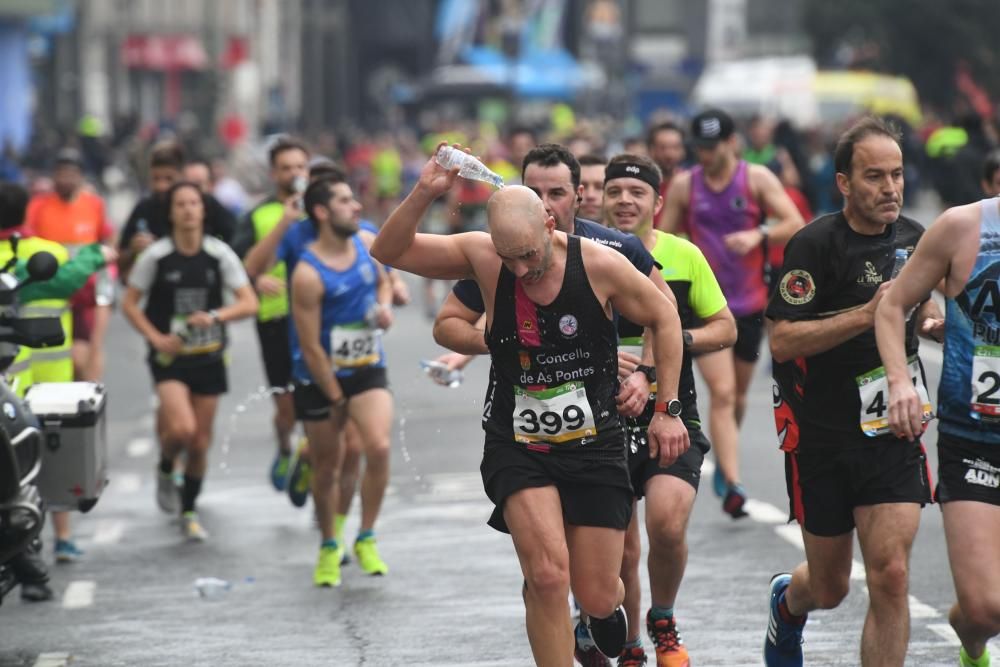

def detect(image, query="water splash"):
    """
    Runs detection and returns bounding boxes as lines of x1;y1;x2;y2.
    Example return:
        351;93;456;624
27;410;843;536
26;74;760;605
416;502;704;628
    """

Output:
216;385;290;474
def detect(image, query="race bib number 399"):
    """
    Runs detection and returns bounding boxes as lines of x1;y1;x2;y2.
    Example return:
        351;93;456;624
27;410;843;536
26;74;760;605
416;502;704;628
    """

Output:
971;345;1000;421
513;382;596;444
856;356;933;437
331;324;379;369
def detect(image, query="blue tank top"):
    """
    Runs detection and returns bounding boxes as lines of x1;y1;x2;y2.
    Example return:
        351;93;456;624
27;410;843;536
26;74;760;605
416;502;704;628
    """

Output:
291;235;385;381
939;198;1000;444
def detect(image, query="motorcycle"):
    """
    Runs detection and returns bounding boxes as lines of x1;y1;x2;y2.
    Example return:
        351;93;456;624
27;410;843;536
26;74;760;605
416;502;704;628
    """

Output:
0;244;68;605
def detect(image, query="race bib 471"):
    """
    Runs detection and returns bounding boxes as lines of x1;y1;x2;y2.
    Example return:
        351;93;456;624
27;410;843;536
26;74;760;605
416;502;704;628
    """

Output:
856;356;933;437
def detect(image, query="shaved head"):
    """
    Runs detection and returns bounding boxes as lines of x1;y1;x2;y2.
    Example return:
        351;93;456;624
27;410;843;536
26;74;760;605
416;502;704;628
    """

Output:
486;185;556;284
487;185;548;236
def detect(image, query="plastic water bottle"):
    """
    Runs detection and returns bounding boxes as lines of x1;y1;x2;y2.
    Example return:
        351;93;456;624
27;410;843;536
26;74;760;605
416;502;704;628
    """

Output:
420;360;463;388
95;267;114;307
194;577;231;599
435;146;504;189
293;175;307;210
890;248;908;279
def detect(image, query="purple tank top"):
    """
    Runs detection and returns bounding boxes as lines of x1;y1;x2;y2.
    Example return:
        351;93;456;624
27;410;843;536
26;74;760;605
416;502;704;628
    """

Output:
686;160;767;316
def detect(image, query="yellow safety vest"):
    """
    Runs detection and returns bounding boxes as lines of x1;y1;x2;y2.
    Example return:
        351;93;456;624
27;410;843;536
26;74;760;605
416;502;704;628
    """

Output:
17;238;73;383
250;200;289;322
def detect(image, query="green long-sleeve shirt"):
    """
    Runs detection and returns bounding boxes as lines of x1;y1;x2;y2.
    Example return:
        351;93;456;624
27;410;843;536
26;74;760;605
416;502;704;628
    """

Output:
14;243;108;303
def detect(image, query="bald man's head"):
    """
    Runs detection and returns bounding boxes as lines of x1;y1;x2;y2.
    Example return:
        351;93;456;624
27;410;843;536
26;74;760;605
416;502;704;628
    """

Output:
487;185;555;284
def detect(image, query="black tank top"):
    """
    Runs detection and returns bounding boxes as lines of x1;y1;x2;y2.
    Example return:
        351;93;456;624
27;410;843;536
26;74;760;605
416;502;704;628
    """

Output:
482;235;623;454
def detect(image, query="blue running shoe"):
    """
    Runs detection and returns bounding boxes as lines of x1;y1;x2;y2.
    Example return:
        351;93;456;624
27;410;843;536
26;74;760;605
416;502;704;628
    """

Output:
712;466;726;497
270;450;291;491
764;573;805;667
54;539;84;563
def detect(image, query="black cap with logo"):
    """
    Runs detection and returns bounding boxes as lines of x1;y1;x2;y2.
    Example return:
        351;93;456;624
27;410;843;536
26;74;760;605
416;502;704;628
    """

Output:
691;108;735;147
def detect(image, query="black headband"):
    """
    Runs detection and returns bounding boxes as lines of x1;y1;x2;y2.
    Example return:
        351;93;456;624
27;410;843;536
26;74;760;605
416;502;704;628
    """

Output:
604;162;661;193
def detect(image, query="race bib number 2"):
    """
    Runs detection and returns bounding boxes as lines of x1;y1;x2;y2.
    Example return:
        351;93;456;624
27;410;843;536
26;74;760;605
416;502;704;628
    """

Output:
513;382;596;444
856;356;933;437
971;345;1000;422
331;324;379;369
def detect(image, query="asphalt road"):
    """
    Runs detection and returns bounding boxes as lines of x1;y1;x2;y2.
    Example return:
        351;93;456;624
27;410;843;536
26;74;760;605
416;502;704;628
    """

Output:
1;192;997;666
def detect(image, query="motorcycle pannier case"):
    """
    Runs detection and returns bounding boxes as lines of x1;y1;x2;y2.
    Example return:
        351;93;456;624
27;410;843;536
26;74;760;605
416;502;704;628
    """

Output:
23;382;107;512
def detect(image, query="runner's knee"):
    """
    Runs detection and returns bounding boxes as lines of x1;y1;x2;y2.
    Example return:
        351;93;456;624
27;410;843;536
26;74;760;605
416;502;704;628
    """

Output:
574;581;620;619
811;577;850;610
865;557;909;602
523;556;570;601
958;593;1000;636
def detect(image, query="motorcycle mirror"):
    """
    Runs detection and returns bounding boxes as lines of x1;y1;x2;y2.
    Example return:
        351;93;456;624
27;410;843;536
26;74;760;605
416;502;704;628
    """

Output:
25;251;58;282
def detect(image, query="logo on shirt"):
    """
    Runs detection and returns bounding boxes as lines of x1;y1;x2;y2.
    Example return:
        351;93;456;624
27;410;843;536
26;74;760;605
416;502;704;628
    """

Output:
519;351;531;371
360;263;375;285
857;261;883;285
559;314;579;338
164;270;182;284
779;269;815;305
730;196;747;212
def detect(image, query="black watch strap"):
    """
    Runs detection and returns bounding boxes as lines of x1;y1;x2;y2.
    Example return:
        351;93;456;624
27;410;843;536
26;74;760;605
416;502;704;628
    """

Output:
634;364;656;383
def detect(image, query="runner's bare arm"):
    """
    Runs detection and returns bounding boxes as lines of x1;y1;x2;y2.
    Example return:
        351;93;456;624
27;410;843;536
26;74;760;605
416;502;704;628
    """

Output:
877;209;963;381
291;261;346;403
433;291;488;355
687;306;737;354
769;291;885;364
658;172;691;235
243;197;300;278
215;283;259;323
588;243;689;465
752;165;805;245
371;148;480;280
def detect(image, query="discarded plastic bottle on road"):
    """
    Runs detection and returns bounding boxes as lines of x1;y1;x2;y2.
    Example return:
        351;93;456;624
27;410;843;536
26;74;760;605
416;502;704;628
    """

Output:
890;248;908;279
435;146;504;189
420;360;463;388
194;577;231;599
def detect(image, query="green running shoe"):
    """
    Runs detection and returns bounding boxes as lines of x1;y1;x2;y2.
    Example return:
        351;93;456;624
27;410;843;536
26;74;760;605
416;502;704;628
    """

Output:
960;647;991;667
288;448;312;508
313;544;343;587
354;536;388;576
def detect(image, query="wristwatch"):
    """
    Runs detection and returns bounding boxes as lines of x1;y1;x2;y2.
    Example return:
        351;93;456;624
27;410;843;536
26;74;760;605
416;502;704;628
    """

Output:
209;309;221;323
653;399;683;418
634;364;656;384
682;330;694;350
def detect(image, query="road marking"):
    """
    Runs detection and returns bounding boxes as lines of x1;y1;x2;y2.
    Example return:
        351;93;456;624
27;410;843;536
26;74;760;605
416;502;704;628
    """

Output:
62;580;96;609
32;654;71;667
126;437;153;458
927;623;961;645
91;520;125;545
699;458;947;633
114;473;141;494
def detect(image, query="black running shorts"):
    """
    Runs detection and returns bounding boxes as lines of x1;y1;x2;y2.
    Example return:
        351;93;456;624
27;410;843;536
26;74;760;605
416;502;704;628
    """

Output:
292;367;389;421
628;425;711;498
150;359;228;396
733;311;765;363
936;433;1000;506
480;442;633;534
784;440;932;537
255;317;293;389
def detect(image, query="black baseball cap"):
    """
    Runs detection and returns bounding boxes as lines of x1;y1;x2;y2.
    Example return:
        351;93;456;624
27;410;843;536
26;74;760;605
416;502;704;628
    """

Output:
54;147;84;168
691;109;735;147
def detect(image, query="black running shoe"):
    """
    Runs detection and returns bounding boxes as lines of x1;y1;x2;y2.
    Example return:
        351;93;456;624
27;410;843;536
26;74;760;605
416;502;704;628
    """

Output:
587;606;629;658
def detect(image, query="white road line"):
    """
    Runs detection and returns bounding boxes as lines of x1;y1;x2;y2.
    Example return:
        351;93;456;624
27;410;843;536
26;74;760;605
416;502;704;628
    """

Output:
126;437;153;458
699;459;947;632
91;520;125;545
32;653;71;667
113;473;141;494
927;624;961;645
62;580;96;609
